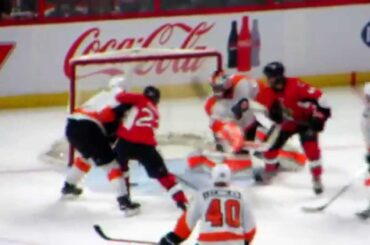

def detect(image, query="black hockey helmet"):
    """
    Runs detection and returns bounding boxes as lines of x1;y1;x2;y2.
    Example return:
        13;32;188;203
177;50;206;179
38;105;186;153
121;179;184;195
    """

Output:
263;61;286;92
143;86;161;104
263;61;285;78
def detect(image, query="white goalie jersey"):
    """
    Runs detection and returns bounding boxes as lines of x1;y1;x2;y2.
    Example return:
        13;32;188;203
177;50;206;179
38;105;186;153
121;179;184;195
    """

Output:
172;186;256;245
205;74;264;131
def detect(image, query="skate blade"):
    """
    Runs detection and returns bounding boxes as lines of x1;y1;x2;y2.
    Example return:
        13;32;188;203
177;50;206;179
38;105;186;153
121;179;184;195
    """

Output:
356;211;370;220
124;208;140;217
60;193;81;201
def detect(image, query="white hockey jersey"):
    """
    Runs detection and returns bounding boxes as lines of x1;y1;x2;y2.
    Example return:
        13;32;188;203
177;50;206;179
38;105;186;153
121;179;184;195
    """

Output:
68;87;124;134
173;186;256;245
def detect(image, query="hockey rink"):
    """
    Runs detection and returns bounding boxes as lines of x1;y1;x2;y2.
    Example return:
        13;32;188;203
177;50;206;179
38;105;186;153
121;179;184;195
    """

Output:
0;87;369;245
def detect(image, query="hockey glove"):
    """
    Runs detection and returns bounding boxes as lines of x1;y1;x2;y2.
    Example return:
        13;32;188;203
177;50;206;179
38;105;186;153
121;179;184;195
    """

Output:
159;232;184;245
231;98;249;119
309;110;328;132
269;100;283;124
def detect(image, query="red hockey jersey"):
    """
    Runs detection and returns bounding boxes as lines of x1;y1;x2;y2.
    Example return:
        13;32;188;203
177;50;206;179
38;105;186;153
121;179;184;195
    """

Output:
115;92;159;146
260;77;324;124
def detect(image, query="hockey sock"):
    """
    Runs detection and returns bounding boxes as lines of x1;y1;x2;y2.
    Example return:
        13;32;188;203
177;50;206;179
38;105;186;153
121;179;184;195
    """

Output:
123;171;130;196
66;156;92;185
158;174;188;204
101;160;128;197
264;150;280;172
309;160;323;179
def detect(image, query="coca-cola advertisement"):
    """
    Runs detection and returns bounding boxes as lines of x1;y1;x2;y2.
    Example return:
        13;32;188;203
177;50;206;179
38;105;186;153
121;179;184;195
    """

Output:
64;22;215;80
227;15;261;72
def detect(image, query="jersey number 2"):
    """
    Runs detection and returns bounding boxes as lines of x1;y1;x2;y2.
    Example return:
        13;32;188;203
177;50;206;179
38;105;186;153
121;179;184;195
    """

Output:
136;107;157;127
205;199;241;228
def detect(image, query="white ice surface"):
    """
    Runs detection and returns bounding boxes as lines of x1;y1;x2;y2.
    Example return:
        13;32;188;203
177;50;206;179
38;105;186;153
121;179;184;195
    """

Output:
0;87;369;245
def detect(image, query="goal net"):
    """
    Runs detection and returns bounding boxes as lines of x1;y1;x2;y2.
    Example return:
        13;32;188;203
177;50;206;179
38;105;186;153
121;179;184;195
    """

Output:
43;48;222;165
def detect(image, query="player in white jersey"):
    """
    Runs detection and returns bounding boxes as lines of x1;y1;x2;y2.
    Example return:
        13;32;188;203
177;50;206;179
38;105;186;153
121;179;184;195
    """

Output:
61;76;140;215
357;82;370;219
159;164;257;245
188;70;306;175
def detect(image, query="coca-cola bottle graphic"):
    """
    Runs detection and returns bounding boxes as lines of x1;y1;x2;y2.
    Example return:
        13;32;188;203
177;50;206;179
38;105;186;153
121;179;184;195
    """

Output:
237;16;252;72
251;19;261;67
227;20;238;68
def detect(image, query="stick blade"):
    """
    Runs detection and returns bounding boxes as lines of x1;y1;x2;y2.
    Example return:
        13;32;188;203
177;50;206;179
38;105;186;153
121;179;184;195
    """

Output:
301;205;326;213
93;224;109;240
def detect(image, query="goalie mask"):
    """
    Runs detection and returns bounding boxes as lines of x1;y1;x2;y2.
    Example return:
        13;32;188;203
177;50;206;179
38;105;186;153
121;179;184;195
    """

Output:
210;70;233;97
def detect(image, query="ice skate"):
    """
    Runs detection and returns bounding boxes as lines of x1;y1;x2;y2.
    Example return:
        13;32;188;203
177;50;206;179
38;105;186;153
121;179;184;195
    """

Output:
356;205;370;220
117;195;141;217
61;182;83;197
312;177;324;195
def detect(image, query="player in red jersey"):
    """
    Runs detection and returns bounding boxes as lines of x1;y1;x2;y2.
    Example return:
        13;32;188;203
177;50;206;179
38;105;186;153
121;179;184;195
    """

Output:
113;86;188;211
256;62;331;195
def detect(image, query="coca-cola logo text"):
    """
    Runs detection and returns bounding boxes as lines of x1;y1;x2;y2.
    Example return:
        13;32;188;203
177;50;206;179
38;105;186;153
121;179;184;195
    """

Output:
64;22;215;78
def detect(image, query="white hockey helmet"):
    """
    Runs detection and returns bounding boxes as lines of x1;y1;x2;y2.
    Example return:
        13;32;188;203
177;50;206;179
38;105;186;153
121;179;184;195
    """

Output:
211;164;231;185
108;76;127;90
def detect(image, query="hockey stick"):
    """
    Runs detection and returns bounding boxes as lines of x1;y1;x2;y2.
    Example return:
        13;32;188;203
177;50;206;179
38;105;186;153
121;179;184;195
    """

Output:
93;225;157;244
302;170;366;213
175;174;199;191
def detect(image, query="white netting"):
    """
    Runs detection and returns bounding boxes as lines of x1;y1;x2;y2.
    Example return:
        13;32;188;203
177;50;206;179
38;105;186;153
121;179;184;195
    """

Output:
43;48;222;164
70;48;222;109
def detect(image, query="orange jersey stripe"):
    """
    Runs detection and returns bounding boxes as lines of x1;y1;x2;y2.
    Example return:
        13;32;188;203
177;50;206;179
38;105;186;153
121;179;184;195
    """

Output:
188;155;216;169
205;96;217;116
174;212;192;240
108;168;123;181
74;157;91;173
224;157;252;171
98;106;116;123
74;107;116;123
244;227;257;242
198;231;245;242
74;108;100;120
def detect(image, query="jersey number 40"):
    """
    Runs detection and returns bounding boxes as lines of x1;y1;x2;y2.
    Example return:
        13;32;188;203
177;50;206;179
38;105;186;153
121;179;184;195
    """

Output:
205;198;241;228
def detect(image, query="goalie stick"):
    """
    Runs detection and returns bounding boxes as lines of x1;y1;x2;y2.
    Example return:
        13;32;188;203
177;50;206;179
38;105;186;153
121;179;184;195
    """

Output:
175;174;199;191
93;225;157;244
302;169;365;213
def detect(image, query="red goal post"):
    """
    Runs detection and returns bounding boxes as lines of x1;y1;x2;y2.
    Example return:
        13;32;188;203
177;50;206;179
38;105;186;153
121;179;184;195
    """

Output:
69;48;223;113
